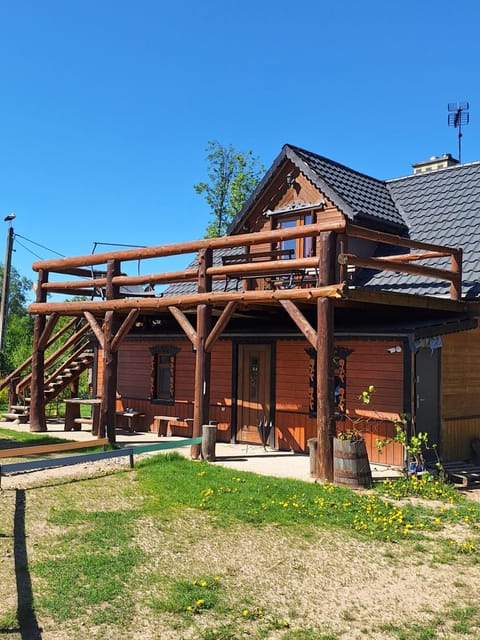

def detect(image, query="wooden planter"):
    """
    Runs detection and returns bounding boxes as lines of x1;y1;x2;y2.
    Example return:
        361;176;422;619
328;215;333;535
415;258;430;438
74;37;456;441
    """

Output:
333;437;372;488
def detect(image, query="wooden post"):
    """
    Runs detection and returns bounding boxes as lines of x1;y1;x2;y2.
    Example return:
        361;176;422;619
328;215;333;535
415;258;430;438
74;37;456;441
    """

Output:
192;249;212;459
99;260;121;443
316;297;334;481
201;423;217;461
316;231;335;481
29;270;48;432
192;304;211;459
451;248;462;300
8;376;19;410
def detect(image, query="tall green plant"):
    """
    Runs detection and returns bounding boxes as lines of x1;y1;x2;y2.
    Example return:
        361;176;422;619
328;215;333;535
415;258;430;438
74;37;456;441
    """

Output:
194;141;264;238
0;265;34;375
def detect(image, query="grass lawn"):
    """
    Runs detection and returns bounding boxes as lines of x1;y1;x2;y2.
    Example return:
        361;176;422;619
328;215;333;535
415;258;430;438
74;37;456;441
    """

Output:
1;438;480;639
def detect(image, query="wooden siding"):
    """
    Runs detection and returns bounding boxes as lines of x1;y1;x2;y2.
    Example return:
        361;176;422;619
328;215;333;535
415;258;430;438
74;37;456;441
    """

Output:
441;325;480;419
273;339;404;464
442;416;480;461
338;339;404;466
208;342;233;440
275;341;315;451
104;333;405;464
440;326;480;460
111;339;233;441
251;172;344;237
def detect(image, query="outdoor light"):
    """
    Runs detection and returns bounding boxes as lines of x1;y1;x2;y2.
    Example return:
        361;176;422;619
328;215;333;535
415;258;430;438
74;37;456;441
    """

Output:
387;345;402;354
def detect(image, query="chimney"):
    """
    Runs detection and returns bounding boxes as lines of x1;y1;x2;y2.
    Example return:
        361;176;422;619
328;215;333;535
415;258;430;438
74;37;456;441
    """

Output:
412;153;459;174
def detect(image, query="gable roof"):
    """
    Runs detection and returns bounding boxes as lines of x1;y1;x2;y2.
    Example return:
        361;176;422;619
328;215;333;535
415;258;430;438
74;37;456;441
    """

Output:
228;144;406;234
169;144;480;301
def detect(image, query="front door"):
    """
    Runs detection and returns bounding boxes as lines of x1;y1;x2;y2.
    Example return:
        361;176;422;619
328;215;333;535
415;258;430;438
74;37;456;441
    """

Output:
415;346;441;459
236;344;272;444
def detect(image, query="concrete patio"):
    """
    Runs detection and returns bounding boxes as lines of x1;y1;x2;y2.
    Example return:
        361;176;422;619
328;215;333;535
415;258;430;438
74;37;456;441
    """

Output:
0;419;402;483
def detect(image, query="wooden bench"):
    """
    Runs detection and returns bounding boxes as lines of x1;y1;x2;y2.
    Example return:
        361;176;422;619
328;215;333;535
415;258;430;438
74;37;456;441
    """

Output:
221;249;305;290
153;415;179;437
168;418;194;437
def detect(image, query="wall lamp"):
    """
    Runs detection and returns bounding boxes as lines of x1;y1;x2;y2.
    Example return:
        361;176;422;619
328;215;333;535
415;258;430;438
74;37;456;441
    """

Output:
387;345;402;354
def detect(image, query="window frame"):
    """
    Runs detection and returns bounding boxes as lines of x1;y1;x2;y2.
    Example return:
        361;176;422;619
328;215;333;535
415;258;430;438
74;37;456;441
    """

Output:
150;345;180;404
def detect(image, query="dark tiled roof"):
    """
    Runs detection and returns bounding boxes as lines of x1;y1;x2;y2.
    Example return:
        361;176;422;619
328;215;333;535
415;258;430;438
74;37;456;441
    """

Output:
228;144;407;235
287;145;406;229
172;145;480;301
363;161;480;299
164;247;241;296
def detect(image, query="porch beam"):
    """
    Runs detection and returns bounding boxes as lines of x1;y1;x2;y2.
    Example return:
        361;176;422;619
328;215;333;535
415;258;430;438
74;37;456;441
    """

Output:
29;284;345;316
111;308;140;352
84;311;105;351
37;312;60;352
168;306;197;347
205;301;238;352
279;300;317;349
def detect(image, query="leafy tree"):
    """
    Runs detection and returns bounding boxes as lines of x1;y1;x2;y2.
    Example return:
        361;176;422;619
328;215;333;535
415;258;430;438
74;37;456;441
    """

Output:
0;265;34;375
194;141;264;238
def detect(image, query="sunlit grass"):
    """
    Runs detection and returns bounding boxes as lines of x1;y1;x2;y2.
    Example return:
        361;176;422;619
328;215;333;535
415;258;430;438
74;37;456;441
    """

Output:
136;453;480;543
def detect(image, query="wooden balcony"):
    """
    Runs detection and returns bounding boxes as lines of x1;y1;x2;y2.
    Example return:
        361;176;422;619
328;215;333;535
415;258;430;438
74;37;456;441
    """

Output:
28;220;463;318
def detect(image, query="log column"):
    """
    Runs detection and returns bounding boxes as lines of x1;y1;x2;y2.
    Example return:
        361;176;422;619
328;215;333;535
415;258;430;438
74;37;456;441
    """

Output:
316;232;336;481
29;269;48;432
99;259;121;443
192;249;212;459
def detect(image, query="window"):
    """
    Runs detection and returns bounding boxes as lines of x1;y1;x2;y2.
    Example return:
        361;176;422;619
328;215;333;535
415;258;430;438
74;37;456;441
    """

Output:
278;213;314;258
150;346;179;403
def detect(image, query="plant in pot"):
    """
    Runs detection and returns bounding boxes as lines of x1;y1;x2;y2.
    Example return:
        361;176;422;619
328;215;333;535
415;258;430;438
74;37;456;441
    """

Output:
334;386;375;488
376;421;441;478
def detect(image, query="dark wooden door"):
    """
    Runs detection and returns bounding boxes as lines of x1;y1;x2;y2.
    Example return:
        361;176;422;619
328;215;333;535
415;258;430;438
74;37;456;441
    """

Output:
415;346;441;459
236;344;272;444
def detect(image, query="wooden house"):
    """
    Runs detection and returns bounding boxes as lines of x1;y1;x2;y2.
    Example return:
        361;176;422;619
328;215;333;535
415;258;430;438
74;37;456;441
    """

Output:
19;144;480;479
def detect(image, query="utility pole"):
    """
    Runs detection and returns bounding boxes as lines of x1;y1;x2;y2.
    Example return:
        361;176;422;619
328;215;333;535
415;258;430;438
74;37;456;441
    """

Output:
0;214;16;350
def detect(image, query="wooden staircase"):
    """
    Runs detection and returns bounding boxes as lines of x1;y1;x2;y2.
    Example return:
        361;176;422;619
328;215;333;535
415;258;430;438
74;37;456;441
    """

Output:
0;318;96;423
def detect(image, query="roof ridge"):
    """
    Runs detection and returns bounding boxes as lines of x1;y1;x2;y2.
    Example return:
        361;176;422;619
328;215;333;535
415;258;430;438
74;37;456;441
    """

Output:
387;159;480;184
285;144;387;186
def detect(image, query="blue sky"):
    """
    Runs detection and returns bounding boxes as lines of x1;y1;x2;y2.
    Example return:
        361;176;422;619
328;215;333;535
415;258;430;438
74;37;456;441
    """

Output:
1;0;479;291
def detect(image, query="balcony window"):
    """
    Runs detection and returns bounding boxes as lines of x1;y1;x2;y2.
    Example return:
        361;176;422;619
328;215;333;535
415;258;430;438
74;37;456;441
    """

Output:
278;213;313;257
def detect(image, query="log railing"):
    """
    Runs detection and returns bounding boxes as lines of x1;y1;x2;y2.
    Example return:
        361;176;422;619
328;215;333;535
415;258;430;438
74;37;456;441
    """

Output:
28;219;464;311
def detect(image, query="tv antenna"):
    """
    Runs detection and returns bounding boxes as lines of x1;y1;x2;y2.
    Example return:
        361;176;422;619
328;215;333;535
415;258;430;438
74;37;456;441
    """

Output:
448;101;469;162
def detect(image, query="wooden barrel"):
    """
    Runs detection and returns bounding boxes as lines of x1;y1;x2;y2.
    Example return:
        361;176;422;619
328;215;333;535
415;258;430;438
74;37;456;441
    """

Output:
333;437;372;488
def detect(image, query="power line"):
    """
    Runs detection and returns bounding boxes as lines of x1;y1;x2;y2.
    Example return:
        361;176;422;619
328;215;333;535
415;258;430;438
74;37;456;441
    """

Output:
14;233;65;258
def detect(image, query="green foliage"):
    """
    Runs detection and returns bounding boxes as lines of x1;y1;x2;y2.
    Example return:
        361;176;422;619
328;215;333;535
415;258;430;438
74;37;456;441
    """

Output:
0;264;34;375
358;384;375;404
195;141;264;237
158;575;221;615
376;475;459;502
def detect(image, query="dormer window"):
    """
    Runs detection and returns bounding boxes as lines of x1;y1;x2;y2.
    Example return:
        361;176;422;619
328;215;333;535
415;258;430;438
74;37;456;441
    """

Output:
277;213;314;258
